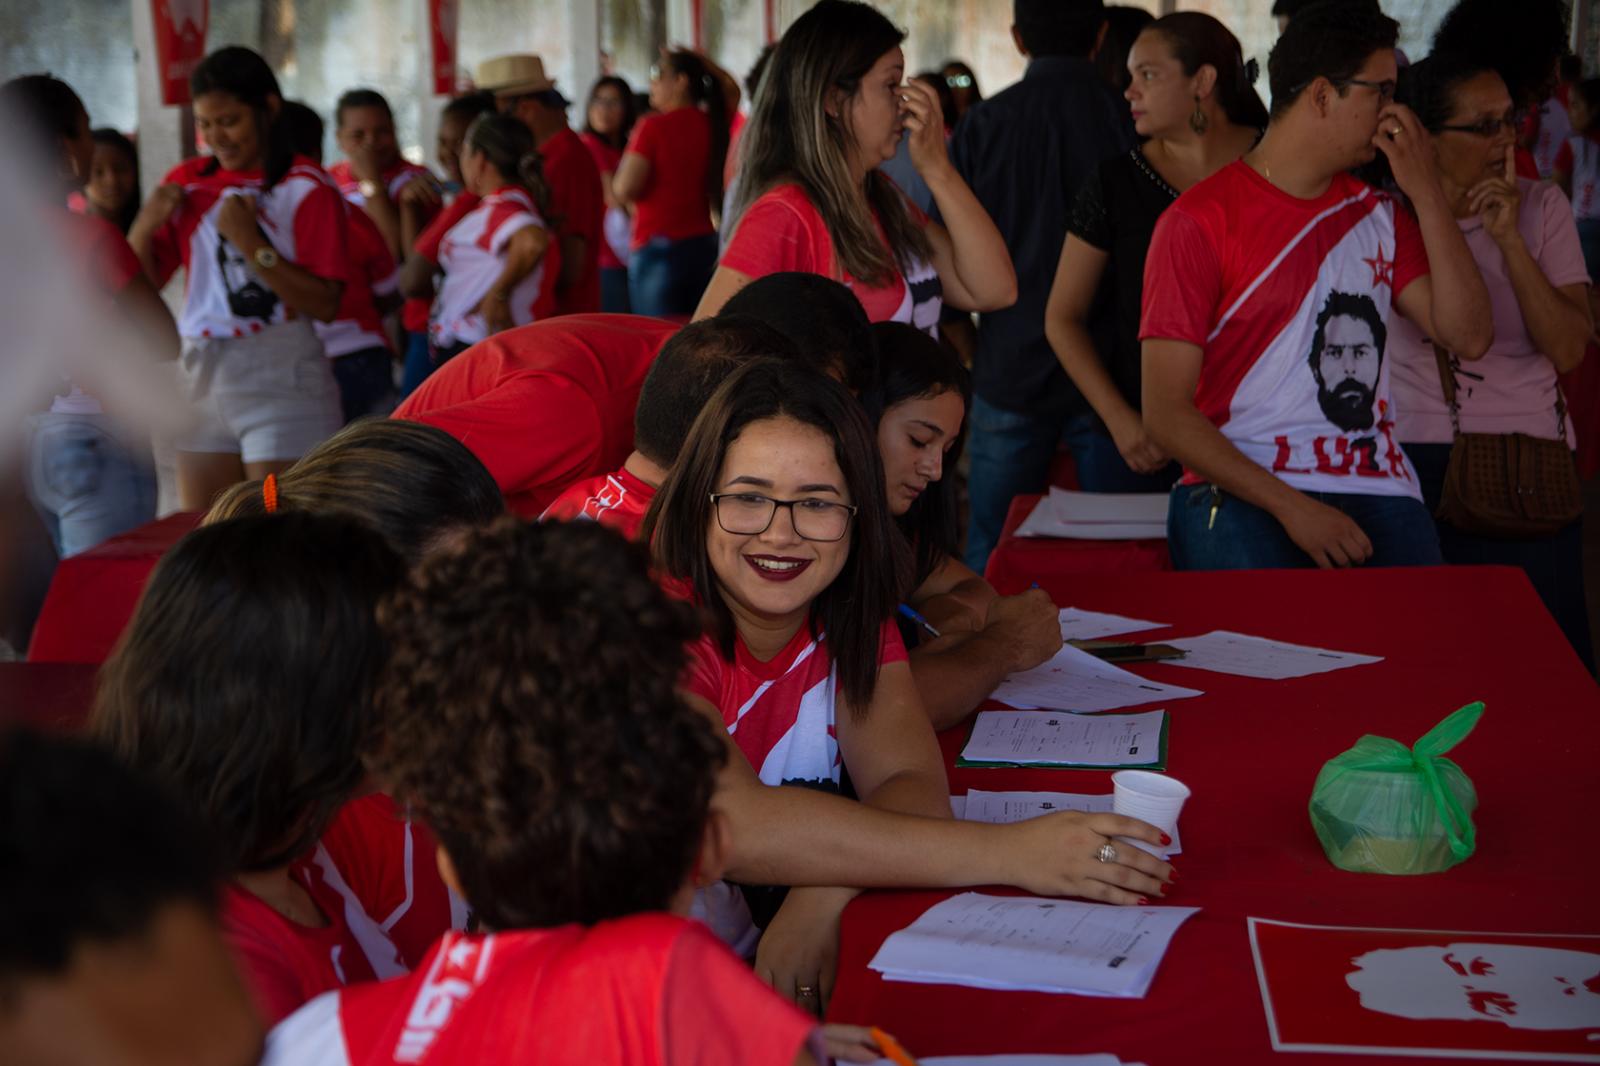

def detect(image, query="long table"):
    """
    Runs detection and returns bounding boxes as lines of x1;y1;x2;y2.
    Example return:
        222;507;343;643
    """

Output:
983;494;1170;592
827;565;1600;1062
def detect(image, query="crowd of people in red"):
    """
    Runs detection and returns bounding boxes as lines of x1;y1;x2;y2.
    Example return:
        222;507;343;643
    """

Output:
3;0;1595;1062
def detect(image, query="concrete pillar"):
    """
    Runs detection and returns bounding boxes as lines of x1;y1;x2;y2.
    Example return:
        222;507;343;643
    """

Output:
414;0;440;173
568;0;601;111
130;0;195;199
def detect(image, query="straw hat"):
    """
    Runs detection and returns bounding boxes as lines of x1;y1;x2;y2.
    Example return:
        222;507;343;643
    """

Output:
476;54;558;96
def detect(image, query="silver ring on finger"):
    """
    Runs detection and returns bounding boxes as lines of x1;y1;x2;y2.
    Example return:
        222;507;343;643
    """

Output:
796;984;817;1000
1096;842;1119;864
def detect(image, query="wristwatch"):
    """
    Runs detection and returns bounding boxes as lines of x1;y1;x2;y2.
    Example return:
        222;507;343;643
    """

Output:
253;244;281;270
358;179;381;200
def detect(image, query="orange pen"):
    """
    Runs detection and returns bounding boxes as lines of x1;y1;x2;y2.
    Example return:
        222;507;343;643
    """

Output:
870;1027;920;1066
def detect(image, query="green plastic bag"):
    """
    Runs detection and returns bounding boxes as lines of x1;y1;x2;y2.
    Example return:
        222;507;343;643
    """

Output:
1308;702;1484;875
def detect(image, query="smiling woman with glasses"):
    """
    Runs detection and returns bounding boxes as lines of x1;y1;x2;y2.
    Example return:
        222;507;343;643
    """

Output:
641;356;1173;1013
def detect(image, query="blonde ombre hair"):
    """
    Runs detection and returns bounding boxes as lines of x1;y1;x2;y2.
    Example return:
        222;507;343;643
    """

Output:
731;0;933;287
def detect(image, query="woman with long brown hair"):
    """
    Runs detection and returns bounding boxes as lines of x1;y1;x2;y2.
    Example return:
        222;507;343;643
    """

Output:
694;0;1014;334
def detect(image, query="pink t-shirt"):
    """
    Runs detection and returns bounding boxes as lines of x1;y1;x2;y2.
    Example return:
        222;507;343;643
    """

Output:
1390;180;1590;446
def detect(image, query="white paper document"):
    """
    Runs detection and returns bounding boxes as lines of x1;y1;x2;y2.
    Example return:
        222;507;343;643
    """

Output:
868;892;1199;997
960;710;1165;767
1159;630;1382;680
1013;488;1168;540
1057;607;1168;642
959;789;1181;854
990;642;1201;713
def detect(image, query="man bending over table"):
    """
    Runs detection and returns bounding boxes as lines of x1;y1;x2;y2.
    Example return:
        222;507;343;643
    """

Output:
1140;4;1491;570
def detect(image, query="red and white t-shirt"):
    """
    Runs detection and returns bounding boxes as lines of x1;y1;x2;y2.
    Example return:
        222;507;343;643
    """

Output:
1532;96;1574;180
261;916;818;1066
393;314;674;516
1556;133;1600;223
222;851;408;1028
316;202;399;358
722;183;944;335
1140;163;1429;498
538;467;656;538
320;794;468;972
431;185;556;348
683;616;907;791
329;159;440;335
624;107;716;247
147;154;350;340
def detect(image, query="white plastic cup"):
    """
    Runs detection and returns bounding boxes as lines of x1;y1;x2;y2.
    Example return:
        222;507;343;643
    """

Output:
1112;770;1190;859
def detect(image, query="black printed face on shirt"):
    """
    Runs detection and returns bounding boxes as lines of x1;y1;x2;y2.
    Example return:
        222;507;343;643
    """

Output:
1308;292;1387;433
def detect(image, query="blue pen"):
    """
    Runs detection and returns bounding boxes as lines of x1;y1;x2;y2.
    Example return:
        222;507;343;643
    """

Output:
897;603;942;639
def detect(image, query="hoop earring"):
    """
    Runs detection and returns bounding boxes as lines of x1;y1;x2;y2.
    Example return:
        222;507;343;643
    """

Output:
1189;98;1210;135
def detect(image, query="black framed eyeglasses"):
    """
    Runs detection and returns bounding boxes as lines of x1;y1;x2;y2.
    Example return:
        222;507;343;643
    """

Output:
709;492;858;542
1434;114;1519;137
1293;76;1396;103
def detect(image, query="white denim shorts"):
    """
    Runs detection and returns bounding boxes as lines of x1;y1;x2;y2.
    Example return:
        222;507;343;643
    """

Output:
178;318;342;464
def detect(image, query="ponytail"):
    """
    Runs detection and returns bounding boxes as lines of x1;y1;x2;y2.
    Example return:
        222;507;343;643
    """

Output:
666;51;730;215
465;111;560;226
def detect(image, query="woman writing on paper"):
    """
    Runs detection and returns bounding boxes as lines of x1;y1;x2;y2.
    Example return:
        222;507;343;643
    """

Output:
643;359;1173;1016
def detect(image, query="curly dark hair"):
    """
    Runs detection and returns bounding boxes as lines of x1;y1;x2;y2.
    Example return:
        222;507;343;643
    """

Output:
369;517;727;930
1432;0;1569;108
92;514;405;875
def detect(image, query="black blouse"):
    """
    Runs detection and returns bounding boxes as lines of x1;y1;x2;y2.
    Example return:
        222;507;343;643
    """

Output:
1065;145;1180;413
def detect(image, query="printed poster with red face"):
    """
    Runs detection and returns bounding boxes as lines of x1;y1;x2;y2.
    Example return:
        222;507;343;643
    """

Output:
1249;918;1600;1060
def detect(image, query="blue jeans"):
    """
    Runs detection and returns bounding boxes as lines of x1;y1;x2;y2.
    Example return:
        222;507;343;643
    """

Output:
1062;413;1182;494
1167;481;1443;570
400;331;435;400
331;347;397;423
601;266;632;313
629;234;718;318
964;395;1073;573
1405;441;1594;674
26;412;156;558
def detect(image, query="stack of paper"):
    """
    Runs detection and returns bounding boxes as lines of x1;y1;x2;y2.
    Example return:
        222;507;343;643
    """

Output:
958;789;1181;854
1159;630;1382;679
990;642;1201;713
1057;607;1167;642
868;892;1199;997
958;710;1168;769
1013;488;1168;540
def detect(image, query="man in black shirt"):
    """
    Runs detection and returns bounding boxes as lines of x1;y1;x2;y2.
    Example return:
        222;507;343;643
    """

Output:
945;0;1133;571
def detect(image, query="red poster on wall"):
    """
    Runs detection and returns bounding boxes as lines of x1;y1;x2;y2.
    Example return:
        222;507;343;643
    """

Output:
430;0;459;95
152;0;208;105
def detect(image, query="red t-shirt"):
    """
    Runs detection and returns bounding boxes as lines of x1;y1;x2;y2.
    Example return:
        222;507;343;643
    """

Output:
624;107;716;247
541;126;604;315
1139;162;1428;498
148;154;350;340
320;794;464;972
721;183;943;334
222;856;405;1027
261;916;817;1066
537;466;656;537
415;193;481;263
328;158;441;334
683;615;907;790
580;132;627;272
62;211;141;295
317;202;398;357
392;314;674;516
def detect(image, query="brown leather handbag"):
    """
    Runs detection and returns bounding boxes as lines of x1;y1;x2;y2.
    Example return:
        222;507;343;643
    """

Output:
1432;344;1582;539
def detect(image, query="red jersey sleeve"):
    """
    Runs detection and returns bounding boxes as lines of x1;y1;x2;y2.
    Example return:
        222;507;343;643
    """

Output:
147;163;191;287
1556;139;1576;175
878;618;909;667
1390;198;1430;299
67;214;142;294
293;180;351;282
1138;207;1223;346
681;632;728;714
415;193;481;262
721;191;827;279
625;112;662;167
659;924;817;1066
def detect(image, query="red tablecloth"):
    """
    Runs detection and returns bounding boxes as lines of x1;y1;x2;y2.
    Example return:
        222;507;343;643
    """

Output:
27;512;202;664
983;494;1170;593
828;565;1599;1063
0;662;97;733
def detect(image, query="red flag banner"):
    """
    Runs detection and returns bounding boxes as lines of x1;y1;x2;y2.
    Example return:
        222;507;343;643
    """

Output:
430;0;459;95
152;0;208;105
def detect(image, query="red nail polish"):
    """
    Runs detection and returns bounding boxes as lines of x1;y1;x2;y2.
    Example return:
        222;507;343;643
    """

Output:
1167;868;1178;882
1160;832;1172;846
1136;897;1149;906
1159;882;1169;895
